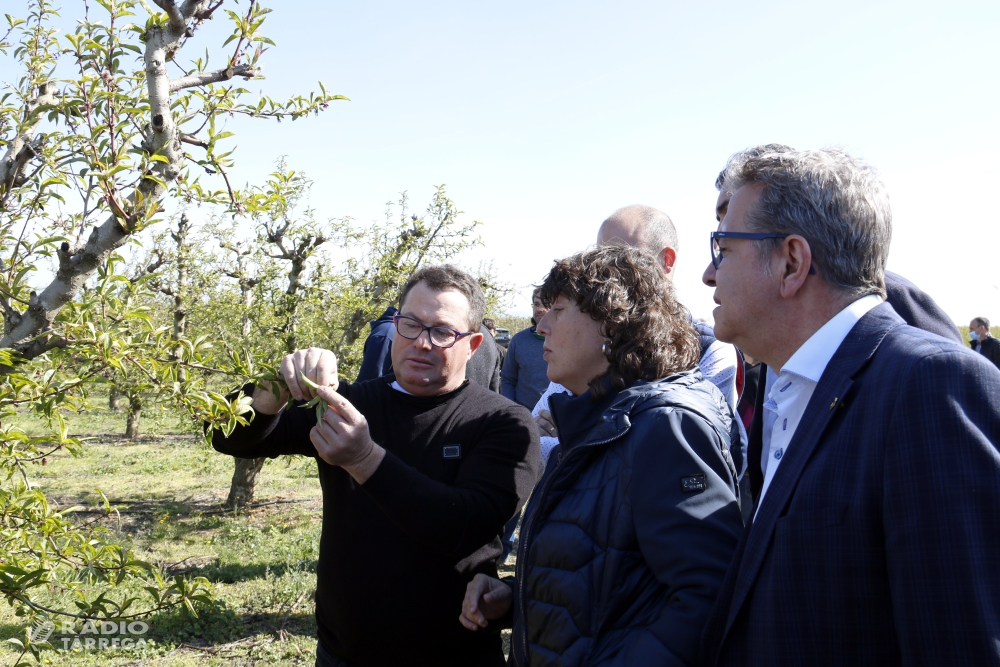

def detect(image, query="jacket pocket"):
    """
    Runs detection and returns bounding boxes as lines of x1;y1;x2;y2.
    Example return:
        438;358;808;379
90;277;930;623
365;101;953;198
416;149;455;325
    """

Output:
775;505;847;536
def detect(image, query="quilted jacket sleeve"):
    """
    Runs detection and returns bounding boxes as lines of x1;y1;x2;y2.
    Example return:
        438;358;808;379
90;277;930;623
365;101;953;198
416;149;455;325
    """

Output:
617;408;744;666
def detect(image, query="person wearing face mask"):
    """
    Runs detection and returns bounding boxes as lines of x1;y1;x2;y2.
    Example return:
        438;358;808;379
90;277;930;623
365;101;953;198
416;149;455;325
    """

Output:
969;317;1000;368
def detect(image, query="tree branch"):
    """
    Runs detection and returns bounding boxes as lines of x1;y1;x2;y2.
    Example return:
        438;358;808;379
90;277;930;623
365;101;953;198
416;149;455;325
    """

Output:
178;133;209;148
151;0;187;31
0;81;57;203
169;64;257;92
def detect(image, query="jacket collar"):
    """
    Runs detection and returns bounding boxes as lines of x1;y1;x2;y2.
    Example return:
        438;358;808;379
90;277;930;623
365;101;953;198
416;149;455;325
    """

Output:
564;369;710;449
720;301;906;642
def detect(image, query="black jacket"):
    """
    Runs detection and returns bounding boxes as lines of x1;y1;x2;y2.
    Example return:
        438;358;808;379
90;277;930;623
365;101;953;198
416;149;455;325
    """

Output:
885;272;961;343
971;334;1000;369
506;371;744;667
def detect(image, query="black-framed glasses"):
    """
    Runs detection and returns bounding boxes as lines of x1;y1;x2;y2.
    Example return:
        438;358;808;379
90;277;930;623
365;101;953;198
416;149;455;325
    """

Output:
393;315;473;349
710;231;816;274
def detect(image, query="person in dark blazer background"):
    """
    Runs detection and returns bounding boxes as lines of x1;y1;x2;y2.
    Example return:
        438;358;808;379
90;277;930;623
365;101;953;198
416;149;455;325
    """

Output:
700;147;1000;666
969;316;1000;369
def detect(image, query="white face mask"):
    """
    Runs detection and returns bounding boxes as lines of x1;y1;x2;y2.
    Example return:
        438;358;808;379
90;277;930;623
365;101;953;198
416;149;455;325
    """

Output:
970;330;981;341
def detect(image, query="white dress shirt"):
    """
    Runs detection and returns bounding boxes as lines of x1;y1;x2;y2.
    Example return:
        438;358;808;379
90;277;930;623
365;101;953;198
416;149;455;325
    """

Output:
756;294;882;517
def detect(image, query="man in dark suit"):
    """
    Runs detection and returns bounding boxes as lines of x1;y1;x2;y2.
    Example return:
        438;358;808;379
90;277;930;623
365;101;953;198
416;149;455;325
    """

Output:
969;316;1000;369
700;147;1000;666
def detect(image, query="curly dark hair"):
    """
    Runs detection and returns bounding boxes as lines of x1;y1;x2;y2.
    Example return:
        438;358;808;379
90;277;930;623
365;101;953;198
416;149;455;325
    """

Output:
538;245;700;399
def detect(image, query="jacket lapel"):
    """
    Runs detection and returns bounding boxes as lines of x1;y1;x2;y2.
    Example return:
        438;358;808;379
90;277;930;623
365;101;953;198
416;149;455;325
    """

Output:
720;302;905;640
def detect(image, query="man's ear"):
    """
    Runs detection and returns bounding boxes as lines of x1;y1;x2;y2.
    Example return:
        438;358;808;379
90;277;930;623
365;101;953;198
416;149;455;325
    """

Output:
661;247;677;275
777;235;813;299
467;332;484;357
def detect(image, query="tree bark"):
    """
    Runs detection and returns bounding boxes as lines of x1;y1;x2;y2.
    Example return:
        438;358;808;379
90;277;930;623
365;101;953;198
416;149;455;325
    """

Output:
109;388;122;411
225;457;266;508
170;213;190;382
125;397;142;439
0;3;210;362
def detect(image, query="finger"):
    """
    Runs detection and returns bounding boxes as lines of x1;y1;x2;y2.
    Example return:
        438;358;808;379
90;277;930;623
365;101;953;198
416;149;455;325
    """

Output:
305;347;330;384
458;614;480;632
321;403;348;430
309;424;332;452
318;387;360;424
303;349;327;399
315;349;339;389
281;355;303;401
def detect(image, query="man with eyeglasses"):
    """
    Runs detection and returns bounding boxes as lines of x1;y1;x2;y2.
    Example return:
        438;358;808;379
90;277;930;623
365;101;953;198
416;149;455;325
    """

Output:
211;264;540;667
699;147;1000;666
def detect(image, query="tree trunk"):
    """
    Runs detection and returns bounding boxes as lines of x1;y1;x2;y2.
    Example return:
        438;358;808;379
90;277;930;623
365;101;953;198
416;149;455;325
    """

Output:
225;457;266;508
125;397;142;439
109;388;122;411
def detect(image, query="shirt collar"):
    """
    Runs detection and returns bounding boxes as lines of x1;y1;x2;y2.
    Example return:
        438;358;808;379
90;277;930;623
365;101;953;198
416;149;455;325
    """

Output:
780;294;882;383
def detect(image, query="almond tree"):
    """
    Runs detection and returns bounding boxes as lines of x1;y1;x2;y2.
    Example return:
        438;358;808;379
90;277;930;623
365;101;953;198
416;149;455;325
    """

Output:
0;0;342;661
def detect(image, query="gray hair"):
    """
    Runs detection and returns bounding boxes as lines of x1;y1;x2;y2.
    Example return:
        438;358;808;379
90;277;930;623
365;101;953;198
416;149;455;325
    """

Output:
715;143;795;191
974;317;991;330
399;264;486;332
721;147;891;299
605;204;679;254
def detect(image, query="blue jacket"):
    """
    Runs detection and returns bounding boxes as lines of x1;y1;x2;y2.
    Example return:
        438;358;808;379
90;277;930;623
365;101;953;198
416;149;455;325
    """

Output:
501;326;549;410
702;303;1000;666
355;307;396;383
508;371;743;667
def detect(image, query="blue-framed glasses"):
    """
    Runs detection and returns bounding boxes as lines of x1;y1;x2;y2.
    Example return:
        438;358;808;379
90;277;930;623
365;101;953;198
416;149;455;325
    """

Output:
710;231;817;274
393;315;474;349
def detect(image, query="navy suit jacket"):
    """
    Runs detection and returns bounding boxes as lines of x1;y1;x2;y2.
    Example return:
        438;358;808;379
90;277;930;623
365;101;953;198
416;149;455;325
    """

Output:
701;303;1000;666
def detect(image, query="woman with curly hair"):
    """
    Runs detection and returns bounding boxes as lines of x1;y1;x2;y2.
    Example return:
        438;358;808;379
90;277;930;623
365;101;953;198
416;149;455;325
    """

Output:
460;245;743;667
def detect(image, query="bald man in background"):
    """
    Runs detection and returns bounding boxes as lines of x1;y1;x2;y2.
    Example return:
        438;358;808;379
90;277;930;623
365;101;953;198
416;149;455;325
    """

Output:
534;205;749;516
596;206;744;411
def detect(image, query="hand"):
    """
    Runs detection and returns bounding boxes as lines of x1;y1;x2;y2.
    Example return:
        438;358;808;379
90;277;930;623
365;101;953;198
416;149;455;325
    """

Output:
310;386;385;483
459;574;513;631
281;347;339;402
535;409;557;438
254;347;339;415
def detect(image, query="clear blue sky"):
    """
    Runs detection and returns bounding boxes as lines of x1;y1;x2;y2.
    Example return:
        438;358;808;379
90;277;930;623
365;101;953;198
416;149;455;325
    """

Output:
14;0;1000;322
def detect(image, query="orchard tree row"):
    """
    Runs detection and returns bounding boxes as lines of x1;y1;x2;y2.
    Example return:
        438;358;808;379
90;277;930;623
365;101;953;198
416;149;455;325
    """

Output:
0;1;507;663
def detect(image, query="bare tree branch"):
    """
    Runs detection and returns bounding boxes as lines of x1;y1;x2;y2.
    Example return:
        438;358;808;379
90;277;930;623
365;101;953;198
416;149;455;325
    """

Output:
0;81;57;203
151;0;187;31
168;63;257;92
179;133;209;148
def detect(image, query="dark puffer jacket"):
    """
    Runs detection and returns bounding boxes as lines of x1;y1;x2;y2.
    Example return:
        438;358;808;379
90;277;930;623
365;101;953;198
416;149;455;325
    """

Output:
507;370;744;667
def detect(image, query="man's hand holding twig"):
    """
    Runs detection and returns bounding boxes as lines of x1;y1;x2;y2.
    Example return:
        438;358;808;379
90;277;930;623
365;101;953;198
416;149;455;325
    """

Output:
310;387;385;484
253;347;338;415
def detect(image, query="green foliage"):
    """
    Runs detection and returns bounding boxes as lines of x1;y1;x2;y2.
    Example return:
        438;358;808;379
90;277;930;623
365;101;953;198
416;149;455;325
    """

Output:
0;2;510;664
0;1;340;663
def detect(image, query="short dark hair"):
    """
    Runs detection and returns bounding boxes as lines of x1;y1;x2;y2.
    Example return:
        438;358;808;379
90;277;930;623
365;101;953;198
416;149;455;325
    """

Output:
974;317;991;330
538;245;699;399
482;318;496;331
398;264;485;332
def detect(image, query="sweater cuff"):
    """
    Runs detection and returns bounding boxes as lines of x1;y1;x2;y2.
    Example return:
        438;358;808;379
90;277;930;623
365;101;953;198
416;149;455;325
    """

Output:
359;447;406;494
490;576;516;631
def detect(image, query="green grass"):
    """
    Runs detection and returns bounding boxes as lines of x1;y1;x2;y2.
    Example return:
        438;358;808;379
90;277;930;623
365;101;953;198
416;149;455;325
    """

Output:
3;406;515;666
